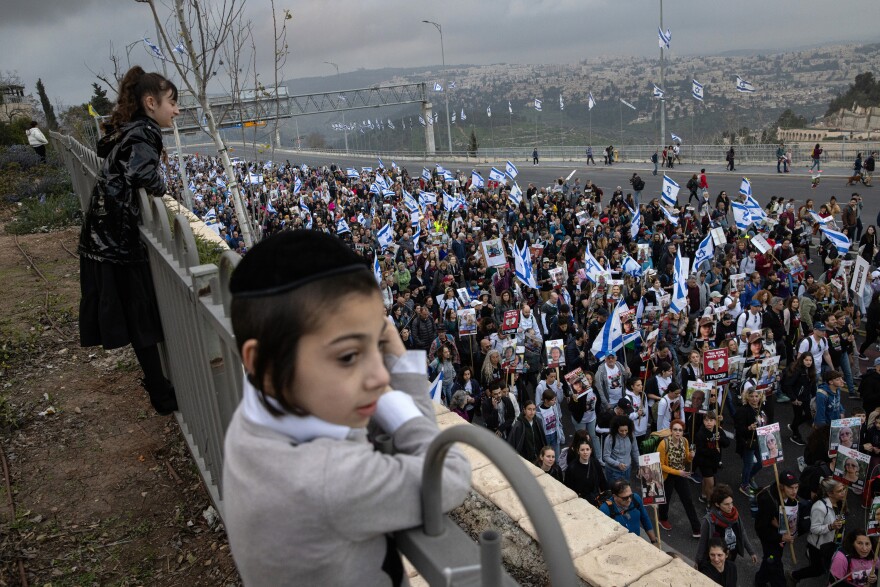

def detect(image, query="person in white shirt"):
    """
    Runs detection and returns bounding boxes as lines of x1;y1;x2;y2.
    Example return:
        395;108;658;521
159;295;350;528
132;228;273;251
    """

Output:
657;383;686;432
535;368;565;404
724;290;743;322
26;121;48;163
626;379;650;441
797;322;834;377
737;300;763;335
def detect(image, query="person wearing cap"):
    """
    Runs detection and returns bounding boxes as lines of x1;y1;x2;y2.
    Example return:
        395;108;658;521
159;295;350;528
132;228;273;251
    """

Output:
602;413;640;484
797;321;833;377
737;299;764;336
222;231;471;586
753;472;799;586
814;370;846;429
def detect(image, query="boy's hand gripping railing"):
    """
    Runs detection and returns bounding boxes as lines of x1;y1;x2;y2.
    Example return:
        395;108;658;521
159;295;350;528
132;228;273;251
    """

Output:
392;425;578;586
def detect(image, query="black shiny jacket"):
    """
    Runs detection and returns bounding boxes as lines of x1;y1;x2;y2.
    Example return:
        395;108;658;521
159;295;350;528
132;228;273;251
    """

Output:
78;116;166;263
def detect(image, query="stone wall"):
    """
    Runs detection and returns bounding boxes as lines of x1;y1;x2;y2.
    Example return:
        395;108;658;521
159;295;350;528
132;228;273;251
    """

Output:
401;404;716;587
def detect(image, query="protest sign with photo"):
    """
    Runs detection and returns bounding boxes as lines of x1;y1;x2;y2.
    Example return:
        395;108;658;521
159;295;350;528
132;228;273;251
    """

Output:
829;417;862;456
501;309;520;334
638;452;666;505
500;339;519;370
457;309;477;336
729;273;746;293
869;497;880;536
756;356;780;390
564;368;591;397
757;422;783;466
779;505;798;537
833;445;870;492
456;287;472;306
685;381;712;413
783;256;805;275
545;339;565;367
727;356;746;385
703;348;730;382
549;267;566;287
851;255;871;297
481;237;507;267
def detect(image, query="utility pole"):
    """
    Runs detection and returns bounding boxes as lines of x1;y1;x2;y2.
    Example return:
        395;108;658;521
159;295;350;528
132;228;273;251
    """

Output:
324;61;348;153
659;0;666;150
423;20;452;153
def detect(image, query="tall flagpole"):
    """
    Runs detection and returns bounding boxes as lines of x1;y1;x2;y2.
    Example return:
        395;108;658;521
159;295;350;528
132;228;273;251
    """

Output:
659;0;666;151
620;99;623;146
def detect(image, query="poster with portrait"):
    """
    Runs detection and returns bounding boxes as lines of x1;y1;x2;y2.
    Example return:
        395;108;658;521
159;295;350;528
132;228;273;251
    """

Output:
636;244;651;266
727;356;746;385
642;305;662;329
779;505;799;537
515;345;526;373
685;380;713;413
457;309;477;337
638;452;666;505
564;368;590;397
549;267;566;287
756;356;780;391
545;339;565;368
784;256;805;276
757;422;783;466
868;497;880;536
530;244;544;262
501;309;520;334
729;273;746;293
829;417;862;457
457;287;472;306
657;293;671;311
481;237;507;268
703;348;730;382
833;445;869;493
500;338;519;370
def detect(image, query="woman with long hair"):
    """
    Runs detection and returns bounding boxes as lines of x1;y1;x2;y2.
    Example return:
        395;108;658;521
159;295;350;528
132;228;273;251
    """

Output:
790;478;848;583
783;353;817;446
563;436;608;504
829;530;878;586
657;418;701;537
480;350;502;389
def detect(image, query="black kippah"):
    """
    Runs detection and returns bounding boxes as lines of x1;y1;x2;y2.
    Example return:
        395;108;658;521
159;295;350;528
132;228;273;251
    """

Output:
230;230;370;298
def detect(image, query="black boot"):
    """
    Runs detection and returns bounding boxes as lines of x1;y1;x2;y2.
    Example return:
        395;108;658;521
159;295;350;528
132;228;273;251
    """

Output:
142;377;179;416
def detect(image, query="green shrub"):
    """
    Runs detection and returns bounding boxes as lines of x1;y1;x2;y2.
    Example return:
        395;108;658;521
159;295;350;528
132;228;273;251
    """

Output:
6;191;82;234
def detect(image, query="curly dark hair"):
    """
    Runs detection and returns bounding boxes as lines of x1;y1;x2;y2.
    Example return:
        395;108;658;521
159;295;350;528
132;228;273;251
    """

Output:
108;66;178;130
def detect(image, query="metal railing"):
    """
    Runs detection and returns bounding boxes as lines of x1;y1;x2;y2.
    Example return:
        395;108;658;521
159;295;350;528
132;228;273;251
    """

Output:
50;131;577;585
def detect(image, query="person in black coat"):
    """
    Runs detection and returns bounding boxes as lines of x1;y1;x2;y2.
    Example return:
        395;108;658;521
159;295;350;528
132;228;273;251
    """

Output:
563;436;608;504
783;353;818;445
508;401;544;462
698;538;738;587
861;361;880;416
753;473;800;587
481;380;516;438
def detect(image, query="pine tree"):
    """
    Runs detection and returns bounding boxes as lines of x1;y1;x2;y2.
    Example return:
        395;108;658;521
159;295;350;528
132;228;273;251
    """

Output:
468;129;479;156
35;78;58;130
89;83;114;115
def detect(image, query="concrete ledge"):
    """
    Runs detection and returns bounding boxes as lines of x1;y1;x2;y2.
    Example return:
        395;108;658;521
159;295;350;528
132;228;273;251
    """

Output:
519;498;627;559
573;532;671;587
630;557;716;586
160;195;229;250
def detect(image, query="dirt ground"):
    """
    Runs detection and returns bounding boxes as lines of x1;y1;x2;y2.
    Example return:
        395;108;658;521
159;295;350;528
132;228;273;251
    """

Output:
0;204;240;586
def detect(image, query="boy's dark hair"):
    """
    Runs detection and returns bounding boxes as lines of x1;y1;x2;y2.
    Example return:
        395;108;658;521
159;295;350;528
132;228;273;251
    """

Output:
710;484;733;506
230;231;376;417
541;389;556;403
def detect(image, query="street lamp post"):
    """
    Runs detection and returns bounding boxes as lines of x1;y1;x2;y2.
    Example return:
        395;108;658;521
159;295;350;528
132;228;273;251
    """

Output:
422;20;452;153
324;61;349;154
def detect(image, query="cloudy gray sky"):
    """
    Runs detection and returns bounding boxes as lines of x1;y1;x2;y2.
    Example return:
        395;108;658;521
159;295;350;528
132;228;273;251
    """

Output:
1;0;877;108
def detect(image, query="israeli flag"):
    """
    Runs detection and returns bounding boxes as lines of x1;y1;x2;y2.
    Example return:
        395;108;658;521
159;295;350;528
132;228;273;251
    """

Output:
671;132;682;143
369;183;380;196
419;191;437;207
422;167;431;182
336;218;350;235
460;108;466;121
357;213;366;226
449;81;456;90
216;176;226;189
692;79;704;102
419;115;427;127
487;106;492;117
505;160;519;179
373;253;383;286
188;180;197;193
375;174;389;190
433;82;442;92
173;40;186;54
745;195;767;221
413;224;422;255
443;170;455;182
204;207;217;222
653;84;665;99
735;76;756;93
731;201;752;231
299;197;310;215
620;98;637;110
661;175;680;207
143;38;166;61
658;27;671;49
382;188;396;199
362;166;373;173
513;242;538;289
534;98;542;112
820;227;851;255
508;101;513;114
451;112;457;124
403;190;419;212
488;167;507;182
591;299;626;360
387;119;395;130
739;177;752;197
669;248;691;314
660;206;679;226
630;208;641;240
266;200;277;214
347;167;359;179
623;256;643;277
471;171;485;189
377;158;385;169
428;370;443;404
588;92;596;110
436;164;446;174
293;176;302;195
248;172;264;184
377;223;393;250
391;161;399;170
454;195;469;212
559;94;564;110
509;182;523;207
583;246;607;284
442;190;456;211
809;211;831;226
693;233;715;269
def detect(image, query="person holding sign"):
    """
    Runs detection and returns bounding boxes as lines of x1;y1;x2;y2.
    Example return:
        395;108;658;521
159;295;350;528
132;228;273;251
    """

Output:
657;419;701;537
782;353;818;446
828;530;878;587
790;478;847;584
694;411;731;504
754;471;799;587
695;484;757;567
734;387;766;496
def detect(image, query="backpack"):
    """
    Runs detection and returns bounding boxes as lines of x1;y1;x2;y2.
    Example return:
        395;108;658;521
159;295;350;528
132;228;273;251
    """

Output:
809;389;827;419
638;429;672;454
633;178;645;191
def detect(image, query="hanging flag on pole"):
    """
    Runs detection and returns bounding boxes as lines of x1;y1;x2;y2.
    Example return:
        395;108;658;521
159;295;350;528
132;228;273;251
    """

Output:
376;223;393;250
591;299;626;360
820;227;851;255
671;132;682;143
660;206;680;226
433;82;443;92
735;76;756;93
509;182;523;207
693;233;715;269
583;246;608;284
534;98;542;112
731;202;753;231
508;101;513;114
505;161;519;179
559;94;564;110
488;167;507;183
620;98;637;110
739;177;752;197
413;223;422;255
652;84;665;99
630;208;641;240
692;79;704;101
623;256;643;277
669;248;691;314
658;27;671;49
487;106;492;117
336;218;351;234
588;92;596;110
471;170;485;189
428;370;444;404
661;175;680;207
512;242;538;289
373;253;383;286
